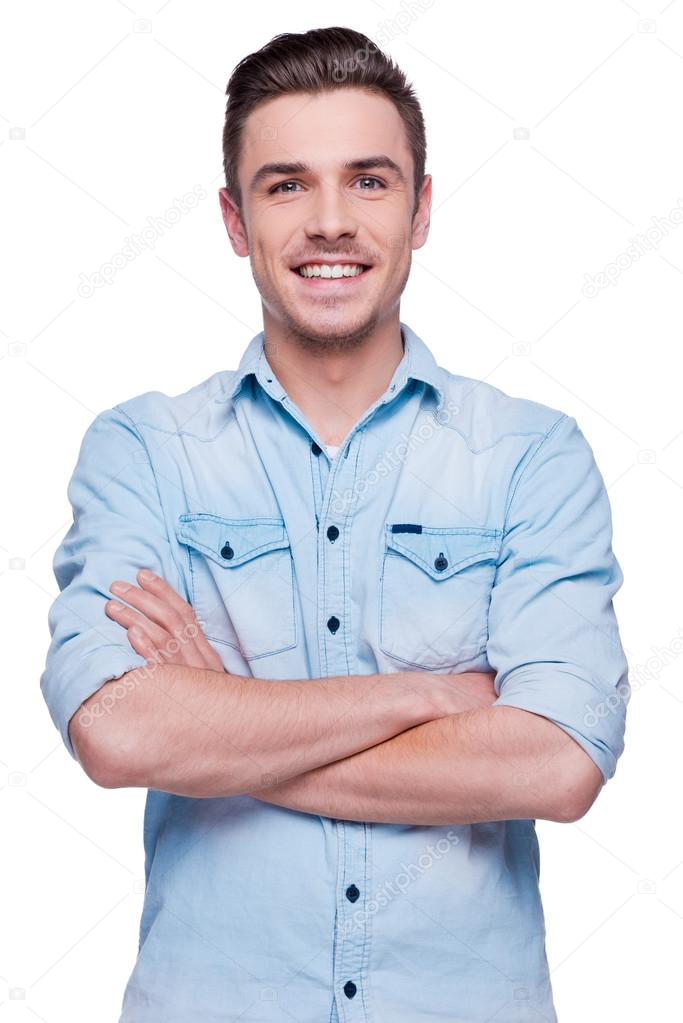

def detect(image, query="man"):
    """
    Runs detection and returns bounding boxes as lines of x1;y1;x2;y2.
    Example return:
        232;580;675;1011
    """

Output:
40;26;629;1023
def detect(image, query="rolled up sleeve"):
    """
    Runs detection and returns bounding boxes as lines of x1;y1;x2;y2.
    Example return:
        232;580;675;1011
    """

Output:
487;413;630;783
40;405;183;760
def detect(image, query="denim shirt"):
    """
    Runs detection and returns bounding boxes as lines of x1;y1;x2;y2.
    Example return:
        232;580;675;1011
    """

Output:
40;321;629;1022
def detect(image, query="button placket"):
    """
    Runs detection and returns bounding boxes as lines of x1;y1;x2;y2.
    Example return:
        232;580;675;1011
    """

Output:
317;437;368;1019
317;433;358;678
334;820;370;1021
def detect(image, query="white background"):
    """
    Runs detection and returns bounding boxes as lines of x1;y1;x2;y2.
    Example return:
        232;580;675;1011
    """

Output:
2;0;680;1019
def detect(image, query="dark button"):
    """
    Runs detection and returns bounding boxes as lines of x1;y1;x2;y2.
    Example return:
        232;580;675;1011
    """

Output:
220;542;234;560
434;552;448;572
327;615;340;634
311;441;322;455
345;884;360;903
343;981;357;999
326;525;340;543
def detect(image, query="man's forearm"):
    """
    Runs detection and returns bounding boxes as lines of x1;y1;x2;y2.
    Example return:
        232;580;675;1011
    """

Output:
71;663;468;798
249;704;604;825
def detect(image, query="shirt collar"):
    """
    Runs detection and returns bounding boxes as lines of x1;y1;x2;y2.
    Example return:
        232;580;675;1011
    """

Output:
218;321;445;411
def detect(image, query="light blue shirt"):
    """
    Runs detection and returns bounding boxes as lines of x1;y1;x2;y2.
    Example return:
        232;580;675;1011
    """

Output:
40;322;629;1022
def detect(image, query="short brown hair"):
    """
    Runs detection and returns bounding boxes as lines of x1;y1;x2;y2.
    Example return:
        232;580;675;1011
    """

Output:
222;27;427;217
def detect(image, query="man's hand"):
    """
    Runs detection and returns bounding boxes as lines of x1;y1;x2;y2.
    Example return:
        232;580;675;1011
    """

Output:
104;568;499;718
106;569;501;716
104;569;225;673
85;568;500;798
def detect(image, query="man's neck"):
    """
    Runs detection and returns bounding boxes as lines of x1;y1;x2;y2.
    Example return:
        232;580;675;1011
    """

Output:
262;317;405;446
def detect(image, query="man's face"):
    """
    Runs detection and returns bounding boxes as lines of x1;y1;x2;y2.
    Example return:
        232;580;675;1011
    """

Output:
219;87;431;350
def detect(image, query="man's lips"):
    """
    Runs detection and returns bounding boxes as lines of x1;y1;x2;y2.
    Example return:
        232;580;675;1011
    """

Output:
289;264;373;285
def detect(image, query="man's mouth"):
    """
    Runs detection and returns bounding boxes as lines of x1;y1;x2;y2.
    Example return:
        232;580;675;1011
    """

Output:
291;262;372;279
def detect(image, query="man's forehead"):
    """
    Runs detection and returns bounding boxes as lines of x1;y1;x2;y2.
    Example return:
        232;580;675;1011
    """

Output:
242;89;404;147
240;91;410;175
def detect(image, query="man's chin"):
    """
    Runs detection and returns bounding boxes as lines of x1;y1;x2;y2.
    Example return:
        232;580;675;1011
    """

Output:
278;306;379;351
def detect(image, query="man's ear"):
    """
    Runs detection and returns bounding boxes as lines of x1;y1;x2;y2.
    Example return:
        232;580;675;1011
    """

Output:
218;187;249;257
411;173;432;252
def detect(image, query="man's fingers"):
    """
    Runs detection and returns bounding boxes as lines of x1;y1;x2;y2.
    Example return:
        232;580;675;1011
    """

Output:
105;599;171;647
127;624;162;667
109;570;226;673
135;570;198;627
109;574;190;641
105;599;208;669
136;570;225;671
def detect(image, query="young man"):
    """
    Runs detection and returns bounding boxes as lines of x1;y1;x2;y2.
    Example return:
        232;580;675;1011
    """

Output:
40;26;629;1023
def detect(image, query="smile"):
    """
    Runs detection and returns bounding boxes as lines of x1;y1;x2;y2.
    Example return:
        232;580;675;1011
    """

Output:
291;263;372;281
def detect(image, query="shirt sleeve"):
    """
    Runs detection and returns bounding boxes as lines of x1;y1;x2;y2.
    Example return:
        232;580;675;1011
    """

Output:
487;413;630;783
40;405;184;761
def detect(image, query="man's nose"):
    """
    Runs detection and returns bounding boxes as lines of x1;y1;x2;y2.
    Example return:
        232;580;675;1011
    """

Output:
303;180;359;240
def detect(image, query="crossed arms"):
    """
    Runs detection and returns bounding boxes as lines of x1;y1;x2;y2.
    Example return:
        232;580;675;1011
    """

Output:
68;571;603;826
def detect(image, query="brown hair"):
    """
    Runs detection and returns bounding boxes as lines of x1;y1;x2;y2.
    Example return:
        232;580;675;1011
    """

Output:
222;27;426;218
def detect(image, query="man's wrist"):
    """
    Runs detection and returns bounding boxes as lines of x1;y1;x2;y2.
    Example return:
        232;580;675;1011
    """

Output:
394;670;498;724
390;671;452;727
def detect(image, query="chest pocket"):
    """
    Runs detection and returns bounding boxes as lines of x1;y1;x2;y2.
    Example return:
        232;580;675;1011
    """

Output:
379;524;502;670
175;513;297;660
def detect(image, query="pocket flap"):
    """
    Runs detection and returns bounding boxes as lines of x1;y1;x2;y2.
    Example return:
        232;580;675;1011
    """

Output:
176;514;290;568
385;524;502;580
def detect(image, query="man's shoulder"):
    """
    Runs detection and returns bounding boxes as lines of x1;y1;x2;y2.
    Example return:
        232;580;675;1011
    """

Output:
437;365;569;453
108;368;238;440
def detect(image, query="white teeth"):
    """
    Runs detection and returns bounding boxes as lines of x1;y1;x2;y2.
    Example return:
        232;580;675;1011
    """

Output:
297;263;366;278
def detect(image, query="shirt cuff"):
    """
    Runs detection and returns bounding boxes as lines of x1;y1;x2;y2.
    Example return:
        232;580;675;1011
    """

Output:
41;640;149;761
492;663;629;783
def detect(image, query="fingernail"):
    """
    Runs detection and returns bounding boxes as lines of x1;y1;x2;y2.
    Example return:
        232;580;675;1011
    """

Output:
110;581;131;594
109;601;126;612
138;569;155;582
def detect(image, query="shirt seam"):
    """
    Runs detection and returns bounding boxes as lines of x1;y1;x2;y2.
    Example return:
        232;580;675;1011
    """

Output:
501;412;569;538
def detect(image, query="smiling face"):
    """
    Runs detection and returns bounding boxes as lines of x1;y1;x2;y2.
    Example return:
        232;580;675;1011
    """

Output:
219;87;431;351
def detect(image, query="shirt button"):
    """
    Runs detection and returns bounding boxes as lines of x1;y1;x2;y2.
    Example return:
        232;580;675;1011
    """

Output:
434;552;448;572
343;980;357;999
327;615;340;634
326;525;339;543
220;543;234;560
311;441;322;455
345;884;360;903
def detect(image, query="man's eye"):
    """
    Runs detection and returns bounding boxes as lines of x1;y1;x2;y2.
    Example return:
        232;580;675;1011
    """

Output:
268;176;387;195
355;176;386;190
269;181;302;194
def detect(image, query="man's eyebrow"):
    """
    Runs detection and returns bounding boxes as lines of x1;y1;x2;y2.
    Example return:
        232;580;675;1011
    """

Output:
346;156;406;183
250;155;406;192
